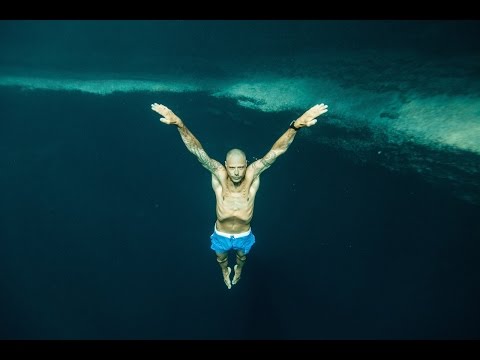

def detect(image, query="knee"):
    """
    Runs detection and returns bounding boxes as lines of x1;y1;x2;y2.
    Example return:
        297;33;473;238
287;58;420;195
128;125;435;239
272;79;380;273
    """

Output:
216;254;228;264
236;253;247;262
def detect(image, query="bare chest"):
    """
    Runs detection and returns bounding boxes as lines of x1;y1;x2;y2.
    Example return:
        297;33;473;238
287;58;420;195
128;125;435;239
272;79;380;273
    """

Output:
222;191;249;210
219;181;253;211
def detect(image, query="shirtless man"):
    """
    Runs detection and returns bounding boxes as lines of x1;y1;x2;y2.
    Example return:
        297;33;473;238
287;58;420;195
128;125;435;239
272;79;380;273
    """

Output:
151;102;329;289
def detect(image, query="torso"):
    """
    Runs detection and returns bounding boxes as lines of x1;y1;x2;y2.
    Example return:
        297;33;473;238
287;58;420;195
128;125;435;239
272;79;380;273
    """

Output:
212;168;260;234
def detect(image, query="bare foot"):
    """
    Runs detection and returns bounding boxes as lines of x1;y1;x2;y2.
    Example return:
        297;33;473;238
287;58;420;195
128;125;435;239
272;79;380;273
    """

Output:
223;267;232;289
232;265;242;285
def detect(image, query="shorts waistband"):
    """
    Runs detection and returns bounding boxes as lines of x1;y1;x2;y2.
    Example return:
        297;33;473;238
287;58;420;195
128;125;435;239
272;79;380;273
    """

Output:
214;223;251;238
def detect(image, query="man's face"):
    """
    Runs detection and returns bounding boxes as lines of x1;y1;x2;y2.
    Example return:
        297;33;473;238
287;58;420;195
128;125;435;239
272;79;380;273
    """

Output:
225;155;247;183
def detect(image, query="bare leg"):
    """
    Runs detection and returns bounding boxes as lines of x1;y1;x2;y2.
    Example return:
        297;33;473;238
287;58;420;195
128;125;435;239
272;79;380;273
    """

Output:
232;250;246;285
216;252;231;289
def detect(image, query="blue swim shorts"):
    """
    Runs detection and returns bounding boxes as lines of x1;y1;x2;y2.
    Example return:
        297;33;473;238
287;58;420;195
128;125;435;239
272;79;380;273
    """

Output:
210;224;256;255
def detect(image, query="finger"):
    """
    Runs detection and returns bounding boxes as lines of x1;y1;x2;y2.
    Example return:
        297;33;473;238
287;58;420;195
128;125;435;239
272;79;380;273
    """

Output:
308;119;318;126
152;103;167;110
151;104;162;112
159;118;169;124
314;107;328;116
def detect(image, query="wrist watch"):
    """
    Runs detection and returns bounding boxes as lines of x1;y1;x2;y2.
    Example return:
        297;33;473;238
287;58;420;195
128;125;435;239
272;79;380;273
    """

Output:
289;120;301;131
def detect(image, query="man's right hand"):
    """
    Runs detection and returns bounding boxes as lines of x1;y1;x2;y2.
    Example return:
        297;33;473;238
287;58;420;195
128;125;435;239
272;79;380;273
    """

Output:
293;103;328;129
151;103;183;127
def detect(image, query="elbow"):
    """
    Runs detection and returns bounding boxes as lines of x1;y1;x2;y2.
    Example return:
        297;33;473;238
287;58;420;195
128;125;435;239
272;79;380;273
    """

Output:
273;149;286;157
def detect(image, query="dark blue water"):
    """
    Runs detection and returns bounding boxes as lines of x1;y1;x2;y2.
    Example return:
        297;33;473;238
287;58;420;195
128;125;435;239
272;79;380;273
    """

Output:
1;88;479;340
1;20;480;341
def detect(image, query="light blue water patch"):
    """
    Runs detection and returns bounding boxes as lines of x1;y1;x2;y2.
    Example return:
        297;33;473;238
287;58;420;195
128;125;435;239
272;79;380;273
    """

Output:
1;50;479;204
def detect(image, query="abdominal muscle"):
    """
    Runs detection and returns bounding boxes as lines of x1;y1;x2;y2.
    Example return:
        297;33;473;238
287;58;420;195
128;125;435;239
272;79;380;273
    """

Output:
215;192;254;234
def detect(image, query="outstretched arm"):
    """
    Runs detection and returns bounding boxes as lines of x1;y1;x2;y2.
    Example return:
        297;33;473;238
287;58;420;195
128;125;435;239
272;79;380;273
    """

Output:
249;103;328;177
151;103;224;175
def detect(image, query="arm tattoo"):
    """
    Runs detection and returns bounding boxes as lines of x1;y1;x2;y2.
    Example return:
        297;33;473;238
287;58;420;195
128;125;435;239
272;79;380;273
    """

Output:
178;126;220;172
196;149;222;172
251;150;277;175
253;128;297;175
261;151;277;167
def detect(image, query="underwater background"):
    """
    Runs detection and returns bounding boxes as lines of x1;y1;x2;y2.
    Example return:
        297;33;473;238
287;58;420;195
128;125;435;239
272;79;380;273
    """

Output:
1;20;479;340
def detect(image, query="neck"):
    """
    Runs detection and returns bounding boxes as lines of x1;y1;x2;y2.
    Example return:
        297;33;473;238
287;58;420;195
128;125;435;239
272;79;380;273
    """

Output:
228;178;244;188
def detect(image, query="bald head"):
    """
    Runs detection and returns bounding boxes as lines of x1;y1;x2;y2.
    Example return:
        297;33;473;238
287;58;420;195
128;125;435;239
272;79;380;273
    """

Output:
226;148;246;163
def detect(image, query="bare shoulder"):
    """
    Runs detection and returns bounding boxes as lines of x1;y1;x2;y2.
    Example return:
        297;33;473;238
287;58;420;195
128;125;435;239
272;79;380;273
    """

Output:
243;173;260;197
247;160;261;175
251;174;260;191
247;158;270;179
212;165;227;184
215;163;227;178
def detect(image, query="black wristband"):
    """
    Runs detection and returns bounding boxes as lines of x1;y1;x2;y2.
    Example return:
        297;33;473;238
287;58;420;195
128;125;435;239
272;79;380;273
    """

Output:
289;120;300;131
